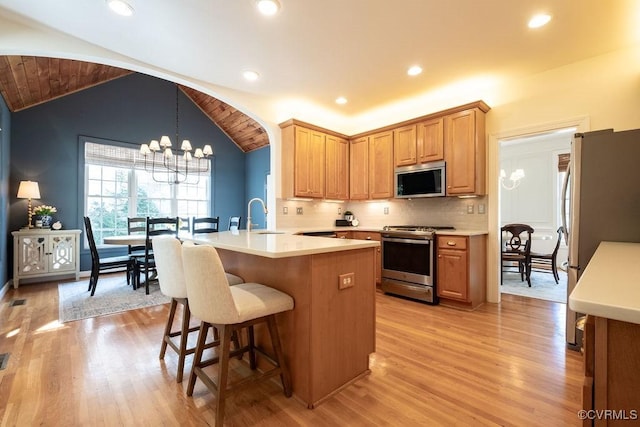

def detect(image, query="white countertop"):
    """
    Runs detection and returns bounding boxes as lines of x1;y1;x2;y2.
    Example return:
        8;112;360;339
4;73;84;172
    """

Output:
569;241;640;324
274;226;487;236
185;230;379;259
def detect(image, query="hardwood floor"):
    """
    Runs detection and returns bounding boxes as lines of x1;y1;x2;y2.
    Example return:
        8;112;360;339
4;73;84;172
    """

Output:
0;277;583;426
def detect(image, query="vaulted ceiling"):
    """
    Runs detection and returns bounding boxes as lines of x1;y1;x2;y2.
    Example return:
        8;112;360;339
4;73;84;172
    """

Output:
0;55;269;152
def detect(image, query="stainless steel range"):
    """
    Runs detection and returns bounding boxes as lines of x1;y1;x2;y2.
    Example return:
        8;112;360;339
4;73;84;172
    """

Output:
381;225;455;304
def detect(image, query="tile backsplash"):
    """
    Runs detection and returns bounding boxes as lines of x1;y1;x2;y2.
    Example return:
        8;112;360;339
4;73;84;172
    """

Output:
275;196;488;230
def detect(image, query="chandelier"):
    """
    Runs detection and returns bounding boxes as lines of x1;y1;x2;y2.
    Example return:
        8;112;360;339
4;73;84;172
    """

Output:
500;168;525;190
139;84;213;184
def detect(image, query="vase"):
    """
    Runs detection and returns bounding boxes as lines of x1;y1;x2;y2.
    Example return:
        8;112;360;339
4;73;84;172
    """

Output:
37;215;53;228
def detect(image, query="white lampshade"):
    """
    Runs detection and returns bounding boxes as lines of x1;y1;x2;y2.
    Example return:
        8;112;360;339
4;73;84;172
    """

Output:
140;144;151;155
194;148;204;158
203;144;213;156
149;140;160;151
17;181;41;199
181;140;192;151
184;151;192;162
164;148;173;159
159;135;172;148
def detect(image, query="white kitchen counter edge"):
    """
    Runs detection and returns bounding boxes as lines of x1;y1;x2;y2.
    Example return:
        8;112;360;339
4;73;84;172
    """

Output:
272;227;488;236
569;241;640;325
185;230;379;259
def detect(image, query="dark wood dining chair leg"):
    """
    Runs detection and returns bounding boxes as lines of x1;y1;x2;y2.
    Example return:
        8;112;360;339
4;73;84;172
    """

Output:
247;325;257;369
215;325;233;427
187;322;209;396
267;315;292;397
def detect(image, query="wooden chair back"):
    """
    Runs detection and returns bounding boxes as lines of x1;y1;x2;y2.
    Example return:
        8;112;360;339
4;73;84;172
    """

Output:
192;216;220;234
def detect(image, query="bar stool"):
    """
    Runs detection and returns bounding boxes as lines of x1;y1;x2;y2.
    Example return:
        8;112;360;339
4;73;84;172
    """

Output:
182;244;294;426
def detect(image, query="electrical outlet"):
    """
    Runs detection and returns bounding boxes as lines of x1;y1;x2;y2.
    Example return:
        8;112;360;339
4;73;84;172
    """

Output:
467;204;474;214
283;206;288;215
478;203;486;214
338;272;355;290
338;207;342;215
296;207;303;215
384;207;389;215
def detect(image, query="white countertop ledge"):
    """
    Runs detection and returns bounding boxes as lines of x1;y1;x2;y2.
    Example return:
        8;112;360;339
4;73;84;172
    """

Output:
569;241;640;324
185;230;379;259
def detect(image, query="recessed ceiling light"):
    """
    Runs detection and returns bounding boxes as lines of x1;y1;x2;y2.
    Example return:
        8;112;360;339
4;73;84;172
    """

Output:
335;97;348;105
407;65;423;76
528;14;551;29
106;0;135;16
256;0;281;16
243;70;260;81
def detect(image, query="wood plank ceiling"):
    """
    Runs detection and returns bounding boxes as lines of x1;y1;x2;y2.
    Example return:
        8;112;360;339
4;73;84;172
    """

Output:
0;55;269;152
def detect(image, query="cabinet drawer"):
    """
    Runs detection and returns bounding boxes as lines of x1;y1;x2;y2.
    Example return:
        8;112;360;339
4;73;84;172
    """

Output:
438;236;467;250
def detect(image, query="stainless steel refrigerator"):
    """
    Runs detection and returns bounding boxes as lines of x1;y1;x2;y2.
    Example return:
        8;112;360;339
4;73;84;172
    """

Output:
563;128;640;349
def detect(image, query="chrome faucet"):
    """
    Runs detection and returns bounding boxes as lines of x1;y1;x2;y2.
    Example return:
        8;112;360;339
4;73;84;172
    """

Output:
247;197;268;232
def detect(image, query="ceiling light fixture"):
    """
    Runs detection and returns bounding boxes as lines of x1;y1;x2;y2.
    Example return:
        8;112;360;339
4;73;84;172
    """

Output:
243;70;260;81
256;0;281;16
139;84;213;185
335;97;348;105
407;65;423;76
528;14;551;29
106;0;135;16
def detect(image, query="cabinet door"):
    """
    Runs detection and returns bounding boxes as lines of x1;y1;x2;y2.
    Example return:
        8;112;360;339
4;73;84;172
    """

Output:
394;125;417;167
444;109;477;195
17;235;48;276
325;135;349;200
352;231;382;283
49;234;78;272
294;127;325;198
437;248;468;301
349;136;369;200
417;117;444;163
369;131;394;199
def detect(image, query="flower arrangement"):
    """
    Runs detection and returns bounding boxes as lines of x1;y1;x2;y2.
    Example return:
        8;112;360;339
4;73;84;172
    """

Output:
33;205;57;216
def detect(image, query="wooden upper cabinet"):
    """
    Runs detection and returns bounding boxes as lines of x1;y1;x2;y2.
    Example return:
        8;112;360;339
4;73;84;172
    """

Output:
294;126;325;198
349;136;369;200
394;125;417;167
369;130;394;199
444;108;486;196
325;135;349;200
417;117;444;163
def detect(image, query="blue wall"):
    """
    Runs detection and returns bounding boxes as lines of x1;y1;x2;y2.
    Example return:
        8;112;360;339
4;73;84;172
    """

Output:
0;94;10;287
8;73;260;272
246;146;270;229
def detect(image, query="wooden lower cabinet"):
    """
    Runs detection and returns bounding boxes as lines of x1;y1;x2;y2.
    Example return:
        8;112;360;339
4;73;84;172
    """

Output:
436;234;486;309
582;315;640;426
351;231;381;284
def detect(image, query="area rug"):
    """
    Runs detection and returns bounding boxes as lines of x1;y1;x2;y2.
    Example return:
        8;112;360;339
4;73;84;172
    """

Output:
500;269;567;304
58;275;170;322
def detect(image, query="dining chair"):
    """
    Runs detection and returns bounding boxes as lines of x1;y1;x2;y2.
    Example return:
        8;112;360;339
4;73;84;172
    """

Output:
134;216;179;294
84;216;135;296
191;216;220;234
179;217;190;234
501;223;534;287
529;226;565;284
127;217;147;280
181;244;294;426
228;216;242;231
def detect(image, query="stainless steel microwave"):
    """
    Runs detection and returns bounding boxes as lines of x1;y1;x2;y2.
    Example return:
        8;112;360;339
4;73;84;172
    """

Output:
394;161;446;198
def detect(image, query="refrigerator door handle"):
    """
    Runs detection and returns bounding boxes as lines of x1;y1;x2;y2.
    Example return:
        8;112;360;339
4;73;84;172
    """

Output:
561;162;570;245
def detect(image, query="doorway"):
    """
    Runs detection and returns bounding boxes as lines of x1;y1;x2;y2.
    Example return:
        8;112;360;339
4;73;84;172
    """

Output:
498;130;572;303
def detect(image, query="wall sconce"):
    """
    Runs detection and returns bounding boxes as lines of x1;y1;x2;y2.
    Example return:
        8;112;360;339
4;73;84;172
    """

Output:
500;169;525;190
17;180;41;228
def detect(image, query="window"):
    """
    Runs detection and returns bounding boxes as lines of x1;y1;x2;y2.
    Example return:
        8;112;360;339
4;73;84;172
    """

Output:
84;140;211;245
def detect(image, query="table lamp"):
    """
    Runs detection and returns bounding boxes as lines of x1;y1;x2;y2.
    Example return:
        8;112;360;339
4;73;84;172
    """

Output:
17;180;41;228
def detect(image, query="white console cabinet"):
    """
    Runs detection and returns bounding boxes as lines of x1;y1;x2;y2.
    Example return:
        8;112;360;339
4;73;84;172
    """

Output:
12;229;82;288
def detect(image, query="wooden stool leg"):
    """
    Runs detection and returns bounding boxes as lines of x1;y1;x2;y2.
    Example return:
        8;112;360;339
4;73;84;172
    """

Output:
216;325;233;426
160;299;178;359
187;322;209;396
266;316;292;397
176;300;191;383
247;325;257;369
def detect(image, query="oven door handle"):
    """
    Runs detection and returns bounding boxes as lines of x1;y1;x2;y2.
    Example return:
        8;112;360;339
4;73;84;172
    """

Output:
382;237;432;245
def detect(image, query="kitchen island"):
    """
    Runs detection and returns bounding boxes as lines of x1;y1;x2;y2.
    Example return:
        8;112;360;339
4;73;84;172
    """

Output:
186;231;379;408
569;241;640;425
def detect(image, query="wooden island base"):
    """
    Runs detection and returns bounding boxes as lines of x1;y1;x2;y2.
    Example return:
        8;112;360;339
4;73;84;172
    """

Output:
217;246;376;408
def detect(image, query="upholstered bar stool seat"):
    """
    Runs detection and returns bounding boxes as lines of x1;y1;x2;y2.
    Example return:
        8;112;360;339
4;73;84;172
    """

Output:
182;244;294;426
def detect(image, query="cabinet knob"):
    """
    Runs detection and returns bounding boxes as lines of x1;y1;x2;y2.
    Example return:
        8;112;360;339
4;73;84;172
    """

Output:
447;241;456;246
